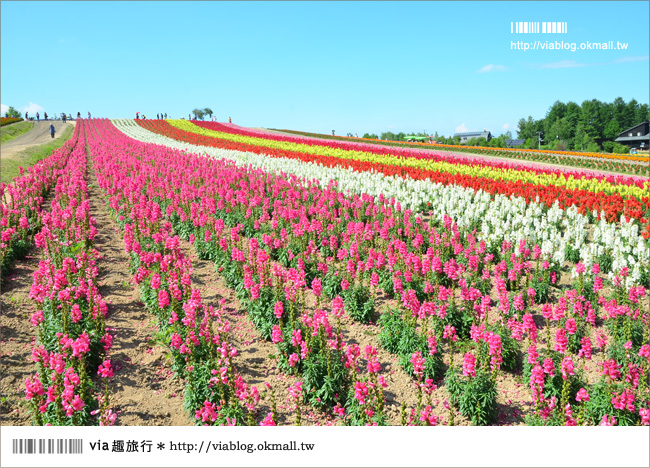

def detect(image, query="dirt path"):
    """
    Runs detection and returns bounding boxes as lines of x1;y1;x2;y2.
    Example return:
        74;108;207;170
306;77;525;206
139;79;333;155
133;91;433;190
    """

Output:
1;121;74;161
177;239;324;425
0;252;44;425
86;151;189;426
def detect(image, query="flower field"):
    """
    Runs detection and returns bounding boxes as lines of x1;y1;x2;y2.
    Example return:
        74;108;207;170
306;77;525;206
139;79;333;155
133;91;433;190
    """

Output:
1;118;648;427
1;117;24;127
271;127;650;169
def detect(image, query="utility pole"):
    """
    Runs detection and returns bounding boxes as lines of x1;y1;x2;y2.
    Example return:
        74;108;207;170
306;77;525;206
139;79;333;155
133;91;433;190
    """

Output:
537;131;543;150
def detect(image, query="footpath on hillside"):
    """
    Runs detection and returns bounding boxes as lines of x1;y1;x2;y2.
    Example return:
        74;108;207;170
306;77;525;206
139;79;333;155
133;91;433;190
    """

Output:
1;121;73;161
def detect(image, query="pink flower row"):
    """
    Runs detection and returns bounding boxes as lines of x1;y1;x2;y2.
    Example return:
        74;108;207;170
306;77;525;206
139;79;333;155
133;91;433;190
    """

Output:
24;121;115;426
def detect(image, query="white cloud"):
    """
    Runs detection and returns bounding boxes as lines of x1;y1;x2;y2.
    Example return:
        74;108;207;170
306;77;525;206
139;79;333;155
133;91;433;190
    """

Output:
21;102;44;114
502;122;510;131
614;55;649;63
477;64;508;73
537;60;587;69
455;123;468;133
0;104;8;115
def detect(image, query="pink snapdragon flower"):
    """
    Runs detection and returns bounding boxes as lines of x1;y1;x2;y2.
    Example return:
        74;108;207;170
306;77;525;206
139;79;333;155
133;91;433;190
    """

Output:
462;353;476;377
271;325;283;344
311;278;322;297
576;388;589;402
410;351;425;380
97;360;114;378
158;289;170;308
353;381;369;405
560;356;575;380
259;412;276;426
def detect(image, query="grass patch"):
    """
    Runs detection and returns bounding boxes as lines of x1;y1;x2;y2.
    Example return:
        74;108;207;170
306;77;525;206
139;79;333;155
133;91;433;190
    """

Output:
1;125;74;184
0;121;34;144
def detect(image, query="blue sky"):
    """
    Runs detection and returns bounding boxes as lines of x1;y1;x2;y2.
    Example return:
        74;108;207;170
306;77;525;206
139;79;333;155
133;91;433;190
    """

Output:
1;1;648;136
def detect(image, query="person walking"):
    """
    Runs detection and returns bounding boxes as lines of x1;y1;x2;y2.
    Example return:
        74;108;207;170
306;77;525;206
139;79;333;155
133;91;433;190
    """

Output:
229;117;232;123
25;112;28;121
49;123;55;139
87;111;91;119
44;112;48;120
77;112;81;119
164;113;167;119
62;113;67;123
36;112;40;121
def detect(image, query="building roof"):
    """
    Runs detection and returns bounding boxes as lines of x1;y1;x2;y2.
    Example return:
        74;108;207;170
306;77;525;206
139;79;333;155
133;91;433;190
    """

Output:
506;139;526;146
454;131;491;137
617;120;649;138
614;134;649;142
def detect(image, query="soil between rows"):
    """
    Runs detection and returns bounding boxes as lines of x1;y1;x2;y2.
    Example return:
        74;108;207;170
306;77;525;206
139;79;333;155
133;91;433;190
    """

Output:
86;154;189;426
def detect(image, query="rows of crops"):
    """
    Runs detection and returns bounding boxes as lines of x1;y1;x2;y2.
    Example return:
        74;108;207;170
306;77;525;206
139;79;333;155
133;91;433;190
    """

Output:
1;118;648;426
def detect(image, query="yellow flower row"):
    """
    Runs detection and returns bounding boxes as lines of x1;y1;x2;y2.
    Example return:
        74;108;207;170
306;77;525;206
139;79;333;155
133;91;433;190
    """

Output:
168;120;648;200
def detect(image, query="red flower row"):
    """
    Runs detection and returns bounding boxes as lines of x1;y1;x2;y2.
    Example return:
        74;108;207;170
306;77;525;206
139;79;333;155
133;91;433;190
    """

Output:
193;121;646;189
135;120;649;226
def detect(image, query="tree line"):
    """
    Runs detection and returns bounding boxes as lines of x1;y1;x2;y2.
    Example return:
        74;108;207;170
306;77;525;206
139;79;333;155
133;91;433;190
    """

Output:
361;130;515;148
361;97;648;153
516;98;648;153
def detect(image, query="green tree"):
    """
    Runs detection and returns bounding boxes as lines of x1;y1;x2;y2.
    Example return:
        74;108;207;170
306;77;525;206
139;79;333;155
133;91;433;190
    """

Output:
517;116;536;140
612;97;628;127
635;103;649;124
546;100;567;122
602;141;629;153
603;120;621;140
549;117;572;143
203;108;214;119
191;108;205;120
621;98;640;131
4;106;21;118
573;123;586;150
362;133;378;139
564;101;580;141
580;99;604;140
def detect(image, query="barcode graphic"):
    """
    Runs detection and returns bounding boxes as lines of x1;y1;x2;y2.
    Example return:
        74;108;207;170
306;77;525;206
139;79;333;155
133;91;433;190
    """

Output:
12;438;83;454
511;22;567;34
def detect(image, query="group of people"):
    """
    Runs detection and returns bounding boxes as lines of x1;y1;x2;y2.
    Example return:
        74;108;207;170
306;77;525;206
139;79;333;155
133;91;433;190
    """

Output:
134;113;170;120
24;111;90;122
134;113;232;123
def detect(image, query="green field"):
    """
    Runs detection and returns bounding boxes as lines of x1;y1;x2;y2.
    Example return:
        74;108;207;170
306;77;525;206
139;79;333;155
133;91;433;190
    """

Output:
0;121;34;144
1;125;74;184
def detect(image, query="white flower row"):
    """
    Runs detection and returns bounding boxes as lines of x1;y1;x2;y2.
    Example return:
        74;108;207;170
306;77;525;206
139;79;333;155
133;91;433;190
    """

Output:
112;119;648;288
